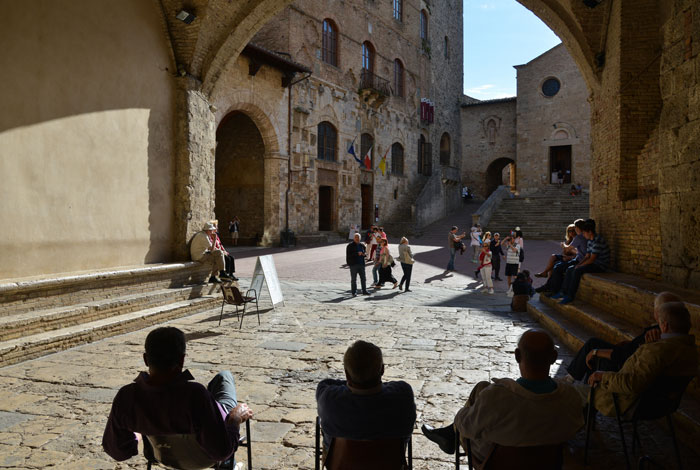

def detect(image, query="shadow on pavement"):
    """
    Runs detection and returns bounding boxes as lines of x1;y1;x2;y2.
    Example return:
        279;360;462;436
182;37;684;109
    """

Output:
364;291;401;301
423;271;454;283
322;295;352;303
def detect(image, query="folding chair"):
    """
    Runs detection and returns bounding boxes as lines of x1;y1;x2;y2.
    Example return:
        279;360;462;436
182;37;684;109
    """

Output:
455;430;563;470
220;283;259;328
584;376;693;470
145;420;252;470
315;416;412;470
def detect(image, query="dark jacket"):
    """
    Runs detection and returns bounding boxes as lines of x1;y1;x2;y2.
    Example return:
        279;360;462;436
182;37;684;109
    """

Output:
346;241;366;266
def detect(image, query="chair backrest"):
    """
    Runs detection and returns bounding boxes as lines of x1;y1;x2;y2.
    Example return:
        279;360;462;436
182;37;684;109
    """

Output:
630;375;694;421
221;284;243;306
144;433;218;470
482;443;563;470
324;436;409;470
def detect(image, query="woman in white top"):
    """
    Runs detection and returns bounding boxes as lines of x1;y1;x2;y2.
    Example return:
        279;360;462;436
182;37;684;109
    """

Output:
470;225;482;263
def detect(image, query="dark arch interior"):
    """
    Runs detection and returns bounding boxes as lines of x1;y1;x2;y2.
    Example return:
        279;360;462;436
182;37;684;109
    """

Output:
485;157;515;197
215;112;265;245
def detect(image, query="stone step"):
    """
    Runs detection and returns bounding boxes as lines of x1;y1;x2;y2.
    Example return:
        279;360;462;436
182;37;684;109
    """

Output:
0;262;210;315
0;285;209;341
0;296;220;368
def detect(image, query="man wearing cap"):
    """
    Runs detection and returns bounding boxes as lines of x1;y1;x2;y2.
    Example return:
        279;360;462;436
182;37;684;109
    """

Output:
191;223;229;284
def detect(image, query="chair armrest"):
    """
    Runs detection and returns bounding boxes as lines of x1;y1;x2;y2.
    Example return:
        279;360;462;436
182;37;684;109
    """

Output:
245;289;257;300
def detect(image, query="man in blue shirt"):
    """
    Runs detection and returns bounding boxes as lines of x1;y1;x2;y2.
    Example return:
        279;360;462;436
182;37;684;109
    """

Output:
316;340;416;450
552;219;610;304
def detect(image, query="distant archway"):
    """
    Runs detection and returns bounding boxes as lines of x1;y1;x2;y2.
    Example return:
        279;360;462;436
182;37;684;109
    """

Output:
215;111;265;245
486;158;516;196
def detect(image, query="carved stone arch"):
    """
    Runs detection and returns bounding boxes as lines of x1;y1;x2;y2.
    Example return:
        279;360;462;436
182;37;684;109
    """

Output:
549;122;577;141
213;91;283;156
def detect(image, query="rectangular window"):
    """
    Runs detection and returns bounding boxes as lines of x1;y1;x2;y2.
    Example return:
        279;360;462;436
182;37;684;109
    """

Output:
393;0;403;22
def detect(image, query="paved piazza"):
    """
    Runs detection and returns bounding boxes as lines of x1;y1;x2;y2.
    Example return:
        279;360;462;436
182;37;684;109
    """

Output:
1;227;698;469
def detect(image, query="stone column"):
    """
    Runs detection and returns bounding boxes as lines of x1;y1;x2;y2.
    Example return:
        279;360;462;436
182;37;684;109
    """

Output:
173;77;217;259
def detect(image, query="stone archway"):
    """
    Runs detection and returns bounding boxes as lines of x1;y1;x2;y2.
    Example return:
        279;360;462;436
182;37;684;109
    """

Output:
486;158;516;197
215;111;265;246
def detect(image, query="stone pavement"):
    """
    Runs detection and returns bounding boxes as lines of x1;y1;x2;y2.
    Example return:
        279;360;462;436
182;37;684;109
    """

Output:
2;265;698;469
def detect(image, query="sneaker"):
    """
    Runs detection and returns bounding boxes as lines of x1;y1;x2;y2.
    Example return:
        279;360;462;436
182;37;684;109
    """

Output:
404;289;412;292
560;295;573;305
550;292;565;300
352;293;357;297
488;288;494;294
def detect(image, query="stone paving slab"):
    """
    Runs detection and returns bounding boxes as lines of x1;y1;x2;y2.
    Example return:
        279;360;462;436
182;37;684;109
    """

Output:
0;272;698;469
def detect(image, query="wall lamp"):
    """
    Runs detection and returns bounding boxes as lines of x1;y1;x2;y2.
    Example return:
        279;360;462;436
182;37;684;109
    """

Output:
583;0;603;8
176;10;196;24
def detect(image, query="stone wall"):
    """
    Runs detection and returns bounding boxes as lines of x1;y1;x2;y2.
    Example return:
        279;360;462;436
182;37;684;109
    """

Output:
460;99;517;198
515;44;591;194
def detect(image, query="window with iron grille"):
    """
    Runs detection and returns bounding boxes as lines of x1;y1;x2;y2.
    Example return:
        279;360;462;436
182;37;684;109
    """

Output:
322;20;338;66
394;59;404;97
393;0;403;21
391;143;404;176
317;122;337;161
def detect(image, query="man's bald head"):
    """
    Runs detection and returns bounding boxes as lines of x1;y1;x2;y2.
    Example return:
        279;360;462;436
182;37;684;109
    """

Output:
658;301;692;334
343;340;384;389
515;329;558;379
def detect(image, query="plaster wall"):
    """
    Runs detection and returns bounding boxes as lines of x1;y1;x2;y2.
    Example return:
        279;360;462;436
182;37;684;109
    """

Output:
0;0;176;279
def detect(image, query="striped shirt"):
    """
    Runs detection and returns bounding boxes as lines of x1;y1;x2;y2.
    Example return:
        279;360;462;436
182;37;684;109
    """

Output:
587;234;610;269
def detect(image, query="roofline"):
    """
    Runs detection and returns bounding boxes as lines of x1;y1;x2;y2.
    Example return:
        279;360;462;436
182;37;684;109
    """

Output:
513;42;564;69
242;43;312;74
461;96;516;107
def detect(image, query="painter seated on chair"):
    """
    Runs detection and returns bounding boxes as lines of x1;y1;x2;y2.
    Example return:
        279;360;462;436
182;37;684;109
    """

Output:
316;340;416;453
102;327;253;467
421;330;583;463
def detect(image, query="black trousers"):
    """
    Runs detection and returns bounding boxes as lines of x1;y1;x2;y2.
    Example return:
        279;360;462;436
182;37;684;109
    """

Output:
399;263;413;290
378;265;397;285
224;254;236;275
491;256;501;278
566;337;622;381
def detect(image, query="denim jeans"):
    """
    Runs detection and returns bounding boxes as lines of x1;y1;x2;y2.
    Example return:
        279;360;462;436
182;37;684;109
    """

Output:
562;263;605;299
372;264;381;284
206;370;238;414
447;247;456;271
349;264;367;294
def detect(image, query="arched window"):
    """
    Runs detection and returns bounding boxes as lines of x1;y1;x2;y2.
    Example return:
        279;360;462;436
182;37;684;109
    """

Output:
322;19;338;66
444;36;449;59
393;0;403;21
440;133;451;166
393;59;404;97
391;143;404;176
361;133;374;168
420;10;428;40
362;42;375;72
317;122;337;161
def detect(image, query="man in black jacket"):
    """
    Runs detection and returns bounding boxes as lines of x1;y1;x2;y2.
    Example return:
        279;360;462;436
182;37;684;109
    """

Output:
489;233;504;281
347;233;370;297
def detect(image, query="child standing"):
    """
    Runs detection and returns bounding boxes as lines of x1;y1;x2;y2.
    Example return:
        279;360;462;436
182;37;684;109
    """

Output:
478;244;494;294
504;236;521;297
474;231;492;278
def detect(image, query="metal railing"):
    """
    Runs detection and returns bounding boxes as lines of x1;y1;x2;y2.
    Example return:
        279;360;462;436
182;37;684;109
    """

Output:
359;69;391;96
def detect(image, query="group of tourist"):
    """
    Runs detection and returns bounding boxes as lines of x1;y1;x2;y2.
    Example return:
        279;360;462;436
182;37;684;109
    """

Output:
347;227;416;296
533;218;609;304
103;292;696;467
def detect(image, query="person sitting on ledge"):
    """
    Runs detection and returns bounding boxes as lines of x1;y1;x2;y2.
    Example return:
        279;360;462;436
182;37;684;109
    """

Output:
316;340;416;451
535;219;586;293
102;327;253;466
191;222;230;284
421;329;583;462
585;301;697;416
565;291;680;383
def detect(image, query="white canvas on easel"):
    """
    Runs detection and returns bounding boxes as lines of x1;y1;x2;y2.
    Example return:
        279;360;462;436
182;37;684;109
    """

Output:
250;255;284;308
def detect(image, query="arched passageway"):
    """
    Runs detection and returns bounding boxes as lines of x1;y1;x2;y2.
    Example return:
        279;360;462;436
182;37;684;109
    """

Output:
215;112;265;245
486;158;515;197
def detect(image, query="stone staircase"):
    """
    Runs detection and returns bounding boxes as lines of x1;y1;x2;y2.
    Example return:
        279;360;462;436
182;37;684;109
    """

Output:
485;186;589;239
527;272;700;448
0;263;221;367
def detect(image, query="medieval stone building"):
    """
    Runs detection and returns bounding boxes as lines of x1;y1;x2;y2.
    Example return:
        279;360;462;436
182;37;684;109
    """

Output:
1;0;699;290
461;44;592;198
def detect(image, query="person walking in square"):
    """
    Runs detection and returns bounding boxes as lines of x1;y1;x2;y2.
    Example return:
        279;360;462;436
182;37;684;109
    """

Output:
346;233;370;297
446;226;466;272
489;233;504;281
398;237;415;292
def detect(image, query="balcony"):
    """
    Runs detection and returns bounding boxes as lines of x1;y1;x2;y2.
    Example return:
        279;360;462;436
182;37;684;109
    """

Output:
359;69;390;107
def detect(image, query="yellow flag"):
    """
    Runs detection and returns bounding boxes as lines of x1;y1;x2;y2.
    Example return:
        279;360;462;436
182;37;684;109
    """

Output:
379;146;389;176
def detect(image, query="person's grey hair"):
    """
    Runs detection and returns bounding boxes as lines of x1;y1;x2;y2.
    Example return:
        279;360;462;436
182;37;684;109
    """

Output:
654;291;681;311
400;237;408;244
353;233;361;240
343;340;383;386
658;301;691;334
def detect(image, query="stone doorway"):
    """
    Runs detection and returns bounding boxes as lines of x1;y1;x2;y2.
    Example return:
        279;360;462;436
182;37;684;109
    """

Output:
319;186;333;231
215;112;265;246
485;157;516;197
549;145;572;184
361;184;373;229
